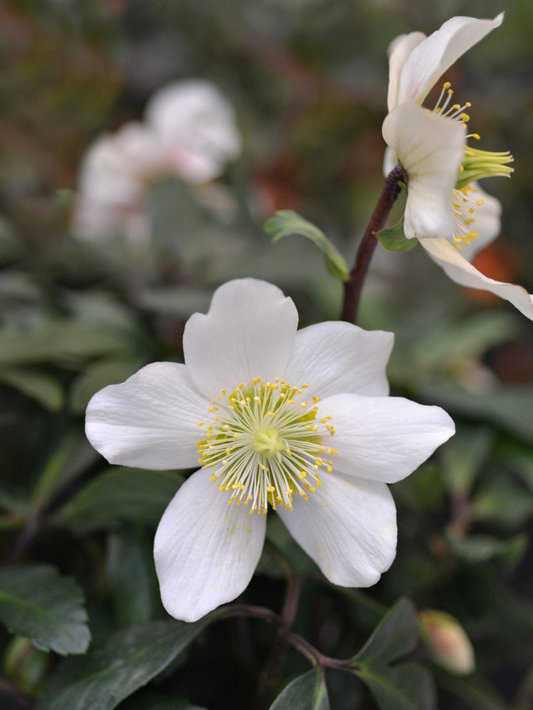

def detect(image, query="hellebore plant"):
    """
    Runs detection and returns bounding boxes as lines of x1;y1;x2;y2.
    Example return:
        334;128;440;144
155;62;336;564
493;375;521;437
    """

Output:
86;279;454;622
381;13;533;320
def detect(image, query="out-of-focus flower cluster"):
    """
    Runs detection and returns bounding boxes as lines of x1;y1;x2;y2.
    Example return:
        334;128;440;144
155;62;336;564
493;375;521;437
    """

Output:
72;80;241;242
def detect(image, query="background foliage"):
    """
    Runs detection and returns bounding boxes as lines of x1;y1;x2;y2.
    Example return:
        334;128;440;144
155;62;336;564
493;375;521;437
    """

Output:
1;0;532;708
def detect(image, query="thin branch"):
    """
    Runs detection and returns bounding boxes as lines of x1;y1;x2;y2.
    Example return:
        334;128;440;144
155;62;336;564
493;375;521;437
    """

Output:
341;164;407;324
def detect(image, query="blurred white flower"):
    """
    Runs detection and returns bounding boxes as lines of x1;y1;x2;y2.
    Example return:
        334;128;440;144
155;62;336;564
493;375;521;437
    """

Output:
382;15;533;319
72;80;241;241
146;80;242;184
85;278;454;622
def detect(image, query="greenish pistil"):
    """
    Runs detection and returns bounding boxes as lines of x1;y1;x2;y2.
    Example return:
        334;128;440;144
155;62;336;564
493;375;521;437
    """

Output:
456;146;514;190
253;428;284;456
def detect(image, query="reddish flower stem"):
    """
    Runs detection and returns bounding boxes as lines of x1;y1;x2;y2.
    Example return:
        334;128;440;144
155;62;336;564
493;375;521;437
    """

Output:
341;165;407;324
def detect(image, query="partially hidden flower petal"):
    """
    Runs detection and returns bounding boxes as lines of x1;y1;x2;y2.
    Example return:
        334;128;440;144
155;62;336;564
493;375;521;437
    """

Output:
397;13;504;105
277;475;397;587
420;237;533;320
387;31;426;111
284;321;393;397
383;103;465;240
318;393;455;483
154;468;266;621
85;362;209;469
183;278;298;399
456;183;501;261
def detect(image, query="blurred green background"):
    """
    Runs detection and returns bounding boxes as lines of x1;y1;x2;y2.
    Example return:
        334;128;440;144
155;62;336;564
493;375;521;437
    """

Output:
1;1;533;709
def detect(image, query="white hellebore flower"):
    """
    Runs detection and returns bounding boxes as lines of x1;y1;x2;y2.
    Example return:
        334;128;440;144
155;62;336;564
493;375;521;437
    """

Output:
145;80;242;184
72;122;159;242
86;279;454;622
382;13;533;320
72;80;241;241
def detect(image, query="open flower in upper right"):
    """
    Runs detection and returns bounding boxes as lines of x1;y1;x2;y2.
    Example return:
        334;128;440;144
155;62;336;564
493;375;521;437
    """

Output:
382;13;533;320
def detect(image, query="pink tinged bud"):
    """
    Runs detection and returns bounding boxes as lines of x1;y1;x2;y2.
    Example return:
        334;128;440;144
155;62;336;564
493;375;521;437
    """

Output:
418;609;475;675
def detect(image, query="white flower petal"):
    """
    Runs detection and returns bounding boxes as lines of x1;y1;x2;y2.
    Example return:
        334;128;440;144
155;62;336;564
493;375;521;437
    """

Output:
146;80;241;183
397;13;504;105
284;321;393;397
318;393;455;483
277;475;397;587
387;31;426;111
457;183;501;261
183;278;298;399
383;103;465;240
85;362;209;469
154;468;266;621
421;237;533;320
383;146;398;177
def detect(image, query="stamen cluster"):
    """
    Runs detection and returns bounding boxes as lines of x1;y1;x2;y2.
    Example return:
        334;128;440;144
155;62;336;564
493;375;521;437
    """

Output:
432;81;513;247
197;377;337;515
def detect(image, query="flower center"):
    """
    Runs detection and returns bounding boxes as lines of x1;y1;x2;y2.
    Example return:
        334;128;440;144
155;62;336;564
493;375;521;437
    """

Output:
197;377;337;515
432;81;513;248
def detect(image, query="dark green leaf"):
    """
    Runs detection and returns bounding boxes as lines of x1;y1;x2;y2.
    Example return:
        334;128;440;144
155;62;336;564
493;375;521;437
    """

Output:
471;478;533;528
0;565;90;655
416;381;533;443
36;618;212;710
54;468;183;530
32;433;96;510
270;668;329;710
69;359;142;413
264;210;349;281
356;663;436;710
448;533;528;569
0;322;136;365
440;425;495;495
353;598;417;667
106;533;157;628
118;691;207;710
376;219;417;252
0;366;63;411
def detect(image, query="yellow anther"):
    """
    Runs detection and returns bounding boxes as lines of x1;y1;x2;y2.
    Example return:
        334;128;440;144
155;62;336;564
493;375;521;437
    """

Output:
198;421;204;427
443;81;451;89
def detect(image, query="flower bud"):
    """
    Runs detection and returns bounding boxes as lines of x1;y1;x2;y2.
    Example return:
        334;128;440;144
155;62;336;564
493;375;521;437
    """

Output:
418;609;475;675
3;636;50;695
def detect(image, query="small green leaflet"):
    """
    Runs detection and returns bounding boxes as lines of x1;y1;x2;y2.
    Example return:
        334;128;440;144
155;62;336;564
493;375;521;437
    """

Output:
351;598;436;710
270;667;330;710
264;210;349;281
0;565;90;655
376;219;417;252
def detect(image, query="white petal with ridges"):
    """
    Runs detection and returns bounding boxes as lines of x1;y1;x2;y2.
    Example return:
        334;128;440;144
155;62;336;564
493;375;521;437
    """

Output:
318;393;455;483
277;475;397;587
183;279;298;399
383;103;465;240
284;321;393;397
397;14;504;105
85;362;208;469
154;468;266;621
387;31;426;111
421;237;533;320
